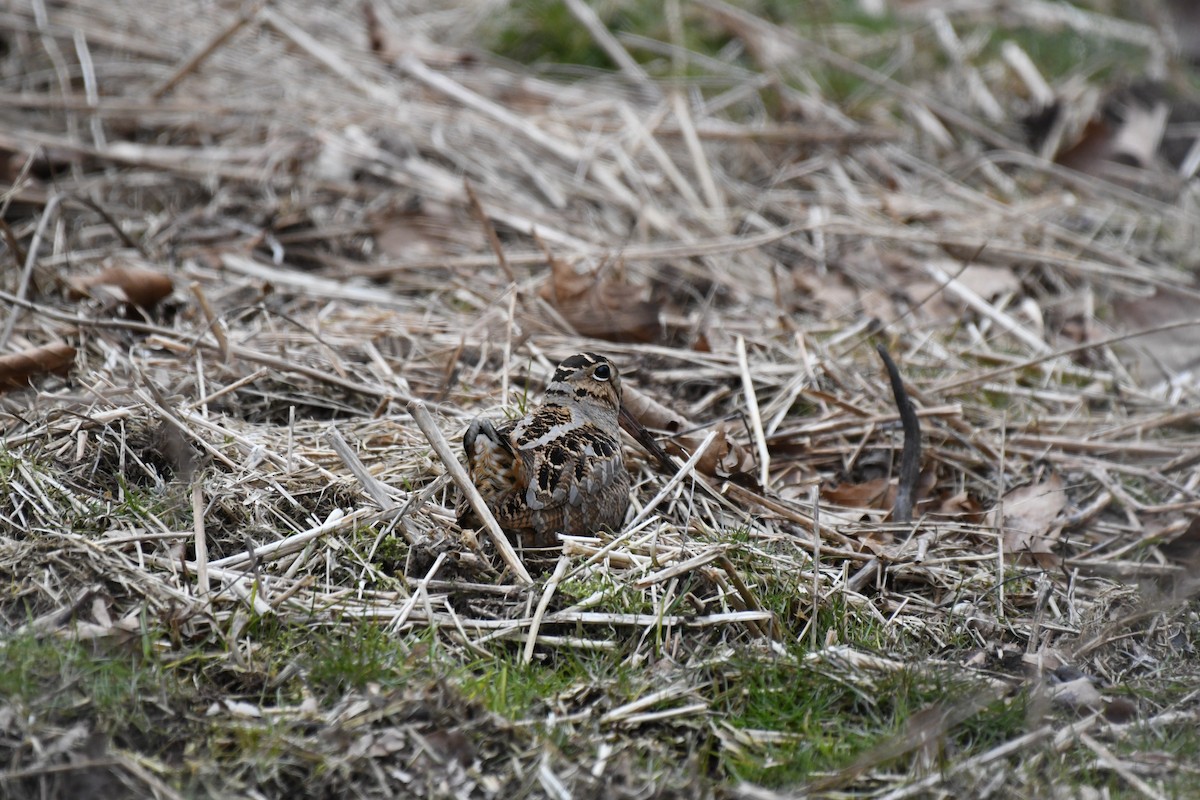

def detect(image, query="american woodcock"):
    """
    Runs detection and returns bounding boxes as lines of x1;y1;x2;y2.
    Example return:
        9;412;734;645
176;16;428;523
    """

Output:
463;353;633;548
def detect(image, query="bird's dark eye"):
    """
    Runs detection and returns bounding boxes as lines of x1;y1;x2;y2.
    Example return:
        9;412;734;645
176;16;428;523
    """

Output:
593;364;611;381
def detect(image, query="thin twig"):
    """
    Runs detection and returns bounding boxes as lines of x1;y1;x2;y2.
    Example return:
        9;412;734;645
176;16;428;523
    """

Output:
562;0;655;88
189;281;228;359
208;508;369;569
151;4;260;99
464;177;516;283
326;427;399;510
192;479;209;596
407;399;533;585
0;193;61;350
736;336;770;489
524;556;569;663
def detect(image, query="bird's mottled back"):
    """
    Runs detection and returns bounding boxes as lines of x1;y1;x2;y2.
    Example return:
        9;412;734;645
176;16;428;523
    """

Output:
462;353;630;551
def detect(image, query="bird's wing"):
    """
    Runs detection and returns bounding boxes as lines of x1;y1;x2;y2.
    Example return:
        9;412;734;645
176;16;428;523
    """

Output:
518;422;623;514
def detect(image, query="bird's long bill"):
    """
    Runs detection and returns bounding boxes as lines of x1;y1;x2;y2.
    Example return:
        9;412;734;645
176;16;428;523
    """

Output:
618;405;673;470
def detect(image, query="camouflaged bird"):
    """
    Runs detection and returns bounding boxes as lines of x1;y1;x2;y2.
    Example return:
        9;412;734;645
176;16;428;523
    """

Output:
463;353;632;549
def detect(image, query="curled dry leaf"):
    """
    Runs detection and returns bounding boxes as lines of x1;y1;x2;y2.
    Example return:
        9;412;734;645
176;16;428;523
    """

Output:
987;472;1068;568
792;271;860;321
0;341;75;391
66;265;174;309
823;478;893;511
693;426;755;479
1111;287;1200;380
928;490;984;523
622;384;753;479
370;198;486;262
823;467;939;518
538;254;661;343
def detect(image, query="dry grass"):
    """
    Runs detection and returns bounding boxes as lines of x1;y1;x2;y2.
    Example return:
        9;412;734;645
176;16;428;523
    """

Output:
2;0;1200;797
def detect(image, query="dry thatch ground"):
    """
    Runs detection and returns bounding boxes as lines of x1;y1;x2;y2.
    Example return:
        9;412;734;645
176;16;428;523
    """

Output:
2;0;1200;797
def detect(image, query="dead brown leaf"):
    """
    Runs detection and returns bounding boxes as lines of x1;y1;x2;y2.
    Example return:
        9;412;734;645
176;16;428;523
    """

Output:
1103;697;1137;723
792;271;860;320
0;341;75;391
694;425;756;479
1053;115;1113;173
371;199;485;263
821;479;896;550
823;465;940;523
66;265;174;310
1111;287;1200;381
823;478;893;511
988;472;1068;568
538;255;661;343
926;490;984;522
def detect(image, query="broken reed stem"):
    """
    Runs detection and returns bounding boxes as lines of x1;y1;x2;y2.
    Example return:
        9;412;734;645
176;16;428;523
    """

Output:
208;507;368;569
326;427;397;510
133;386;240;471
464;177;516;283
562;0;653;87
387;551;446;634
407;398;534;585
717;555;779;639
868;722;1057;800
524;555;569;663
260;7;387;101
845;555;881;595
189;281;229;360
842;346;921;596
503;288;515;402
809;685;1010;796
1077;733;1167;800
632;545;726;589
186;367;269;411
192;479;209;596
670;90;723;214
600;683;692;724
0;281;408;404
810;484;820;651
736;335;771;489
377;608;772;631
626;429;719;531
0;218;27;270
922;260;1050;355
396;52;580;162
